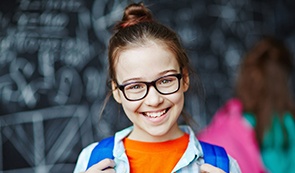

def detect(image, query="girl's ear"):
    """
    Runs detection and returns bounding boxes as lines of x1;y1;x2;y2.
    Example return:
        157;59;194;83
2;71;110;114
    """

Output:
182;68;190;92
112;81;122;104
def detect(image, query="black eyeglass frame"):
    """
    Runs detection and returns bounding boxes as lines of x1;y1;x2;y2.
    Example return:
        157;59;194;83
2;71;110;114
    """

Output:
116;73;183;101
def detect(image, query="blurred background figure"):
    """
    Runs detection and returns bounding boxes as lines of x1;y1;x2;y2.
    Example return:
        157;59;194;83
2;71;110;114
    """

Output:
198;36;295;173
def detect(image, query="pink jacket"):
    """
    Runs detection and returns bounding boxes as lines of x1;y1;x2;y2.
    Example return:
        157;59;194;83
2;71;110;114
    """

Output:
198;98;267;173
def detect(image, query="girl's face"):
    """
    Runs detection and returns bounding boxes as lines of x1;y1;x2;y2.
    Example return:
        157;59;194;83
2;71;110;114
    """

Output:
112;41;189;142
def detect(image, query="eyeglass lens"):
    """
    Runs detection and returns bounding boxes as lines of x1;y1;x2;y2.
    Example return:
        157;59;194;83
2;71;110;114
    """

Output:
122;74;181;101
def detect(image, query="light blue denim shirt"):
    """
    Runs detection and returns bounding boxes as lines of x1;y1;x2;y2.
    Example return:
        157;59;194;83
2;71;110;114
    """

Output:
73;125;241;173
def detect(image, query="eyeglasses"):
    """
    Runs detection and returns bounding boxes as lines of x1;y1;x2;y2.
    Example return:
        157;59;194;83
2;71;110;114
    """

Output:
116;73;182;101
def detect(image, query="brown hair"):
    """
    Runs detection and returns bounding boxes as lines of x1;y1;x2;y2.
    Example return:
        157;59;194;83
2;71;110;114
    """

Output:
108;2;190;82
235;36;295;145
99;2;199;127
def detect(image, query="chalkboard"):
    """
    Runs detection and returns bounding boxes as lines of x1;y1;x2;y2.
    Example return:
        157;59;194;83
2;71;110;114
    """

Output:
0;0;294;172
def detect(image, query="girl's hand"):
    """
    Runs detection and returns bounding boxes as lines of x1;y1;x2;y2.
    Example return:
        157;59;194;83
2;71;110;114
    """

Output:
85;159;116;173
200;164;226;173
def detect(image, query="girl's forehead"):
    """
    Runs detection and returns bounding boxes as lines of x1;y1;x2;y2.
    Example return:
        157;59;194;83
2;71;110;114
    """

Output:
114;43;180;82
127;39;168;49
118;40;176;61
117;42;176;63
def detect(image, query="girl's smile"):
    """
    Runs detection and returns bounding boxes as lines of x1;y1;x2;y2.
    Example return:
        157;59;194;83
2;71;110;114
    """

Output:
142;107;169;118
141;107;170;124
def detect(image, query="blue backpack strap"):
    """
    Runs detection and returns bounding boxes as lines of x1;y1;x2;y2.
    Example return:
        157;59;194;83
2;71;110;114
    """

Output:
86;136;115;170
199;141;230;173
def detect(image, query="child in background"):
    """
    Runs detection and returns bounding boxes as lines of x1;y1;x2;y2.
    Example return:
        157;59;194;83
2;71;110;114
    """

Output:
74;2;241;173
198;36;295;173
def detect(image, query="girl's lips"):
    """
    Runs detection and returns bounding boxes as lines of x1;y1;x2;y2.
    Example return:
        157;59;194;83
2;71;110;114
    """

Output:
142;108;170;118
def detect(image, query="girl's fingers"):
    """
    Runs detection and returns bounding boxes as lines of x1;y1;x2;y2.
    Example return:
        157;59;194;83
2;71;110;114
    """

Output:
86;159;116;173
101;167;116;173
200;163;225;173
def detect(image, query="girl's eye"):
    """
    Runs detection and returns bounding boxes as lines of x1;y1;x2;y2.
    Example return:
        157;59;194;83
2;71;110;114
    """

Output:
125;83;145;90
159;77;174;85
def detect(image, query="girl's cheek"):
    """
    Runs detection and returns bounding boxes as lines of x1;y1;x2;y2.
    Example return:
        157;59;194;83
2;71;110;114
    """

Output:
122;100;142;111
168;93;185;103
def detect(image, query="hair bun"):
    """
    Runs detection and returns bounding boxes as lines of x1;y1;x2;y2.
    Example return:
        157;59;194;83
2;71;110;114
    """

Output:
115;3;153;30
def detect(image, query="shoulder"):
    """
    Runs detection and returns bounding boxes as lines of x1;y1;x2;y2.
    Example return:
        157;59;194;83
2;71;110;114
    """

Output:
199;141;241;173
79;142;99;157
73;142;98;173
228;155;242;173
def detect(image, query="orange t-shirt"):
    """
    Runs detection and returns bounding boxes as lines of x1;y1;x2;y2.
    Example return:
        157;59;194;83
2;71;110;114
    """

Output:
123;133;189;173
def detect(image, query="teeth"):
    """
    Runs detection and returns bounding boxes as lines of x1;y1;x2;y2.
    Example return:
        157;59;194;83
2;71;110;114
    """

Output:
145;110;166;118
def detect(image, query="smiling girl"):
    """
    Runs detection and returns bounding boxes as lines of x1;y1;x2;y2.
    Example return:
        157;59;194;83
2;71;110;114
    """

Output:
73;2;241;173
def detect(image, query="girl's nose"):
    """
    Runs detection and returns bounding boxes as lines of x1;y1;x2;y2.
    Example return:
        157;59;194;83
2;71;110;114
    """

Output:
144;86;164;106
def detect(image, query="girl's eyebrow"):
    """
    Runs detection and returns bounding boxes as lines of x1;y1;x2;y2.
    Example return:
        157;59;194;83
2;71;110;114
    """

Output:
158;69;179;76
121;69;179;84
121;77;142;84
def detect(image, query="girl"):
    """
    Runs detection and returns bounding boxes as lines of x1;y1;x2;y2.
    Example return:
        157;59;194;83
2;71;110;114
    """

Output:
74;2;241;173
198;36;295;173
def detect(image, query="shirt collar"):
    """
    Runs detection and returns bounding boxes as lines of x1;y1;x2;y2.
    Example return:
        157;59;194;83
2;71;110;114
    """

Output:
113;125;203;159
